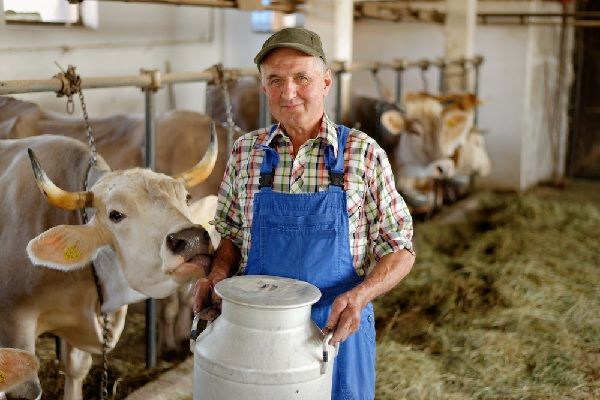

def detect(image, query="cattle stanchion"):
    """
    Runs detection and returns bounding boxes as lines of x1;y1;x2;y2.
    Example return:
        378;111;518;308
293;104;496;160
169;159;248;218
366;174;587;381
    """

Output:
436;58;447;93
393;59;406;104
472;55;484;126
141;69;162;369
418;59;431;93
333;61;347;124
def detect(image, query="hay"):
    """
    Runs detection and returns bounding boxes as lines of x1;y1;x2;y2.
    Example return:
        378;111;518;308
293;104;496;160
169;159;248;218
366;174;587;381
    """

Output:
375;180;600;399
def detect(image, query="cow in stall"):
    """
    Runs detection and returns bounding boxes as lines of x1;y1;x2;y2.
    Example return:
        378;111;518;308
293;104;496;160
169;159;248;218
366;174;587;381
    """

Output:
0;96;244;359
346;92;488;214
0;124;217;399
206;76;262;133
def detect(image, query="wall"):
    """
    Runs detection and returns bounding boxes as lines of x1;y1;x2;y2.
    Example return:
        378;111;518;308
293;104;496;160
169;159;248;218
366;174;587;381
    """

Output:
0;1;574;191
0;1;223;116
521;0;573;189
350;18;529;190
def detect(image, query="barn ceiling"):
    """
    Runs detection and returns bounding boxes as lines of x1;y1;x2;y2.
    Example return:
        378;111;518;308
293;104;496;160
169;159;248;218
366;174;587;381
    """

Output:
82;0;305;13
79;0;598;27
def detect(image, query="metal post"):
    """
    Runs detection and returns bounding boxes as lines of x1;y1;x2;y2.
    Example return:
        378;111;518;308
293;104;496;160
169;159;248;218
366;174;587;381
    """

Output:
438;58;447;94
334;66;344;123
472;56;483;126
142;69;159;369
394;62;405;104
259;90;271;128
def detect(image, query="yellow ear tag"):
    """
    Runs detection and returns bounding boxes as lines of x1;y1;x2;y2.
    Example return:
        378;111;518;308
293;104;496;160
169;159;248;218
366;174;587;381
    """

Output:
64;245;82;261
0;369;5;384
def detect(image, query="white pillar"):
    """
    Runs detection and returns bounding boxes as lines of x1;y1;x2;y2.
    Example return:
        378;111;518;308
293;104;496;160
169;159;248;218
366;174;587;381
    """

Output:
444;0;477;92
304;0;354;121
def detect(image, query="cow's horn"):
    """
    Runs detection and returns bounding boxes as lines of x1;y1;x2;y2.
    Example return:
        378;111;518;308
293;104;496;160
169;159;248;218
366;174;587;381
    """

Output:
28;148;94;210
174;122;218;188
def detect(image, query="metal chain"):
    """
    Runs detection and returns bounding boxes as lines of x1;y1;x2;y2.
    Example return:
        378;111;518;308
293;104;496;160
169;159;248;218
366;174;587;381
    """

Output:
89;258;110;400
78;90;98;167
220;77;243;153
370;64;386;101
61;64;109;400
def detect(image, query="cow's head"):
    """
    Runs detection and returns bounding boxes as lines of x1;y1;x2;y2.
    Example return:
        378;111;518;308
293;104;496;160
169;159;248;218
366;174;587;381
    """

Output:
26;126;218;299
409;92;477;159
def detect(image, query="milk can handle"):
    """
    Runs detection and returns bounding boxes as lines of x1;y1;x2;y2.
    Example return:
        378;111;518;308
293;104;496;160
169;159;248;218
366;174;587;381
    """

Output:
322;332;339;369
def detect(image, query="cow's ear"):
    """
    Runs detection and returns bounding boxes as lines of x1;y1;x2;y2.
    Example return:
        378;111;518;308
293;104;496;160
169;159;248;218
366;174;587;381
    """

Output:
27;224;109;270
381;110;405;135
0;348;39;392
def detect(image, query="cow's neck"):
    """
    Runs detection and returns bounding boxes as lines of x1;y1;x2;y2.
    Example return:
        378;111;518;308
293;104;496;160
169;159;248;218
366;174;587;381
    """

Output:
93;247;148;313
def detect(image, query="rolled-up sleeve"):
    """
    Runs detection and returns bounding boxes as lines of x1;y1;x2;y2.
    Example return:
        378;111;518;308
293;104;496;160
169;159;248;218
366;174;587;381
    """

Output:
211;140;245;249
367;146;415;260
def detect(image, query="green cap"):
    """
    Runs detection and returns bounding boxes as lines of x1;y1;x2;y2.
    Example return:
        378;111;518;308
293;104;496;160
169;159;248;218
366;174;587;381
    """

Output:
254;27;326;68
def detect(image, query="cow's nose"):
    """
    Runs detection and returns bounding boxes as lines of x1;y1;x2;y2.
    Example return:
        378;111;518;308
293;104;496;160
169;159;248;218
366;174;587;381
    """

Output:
166;226;210;257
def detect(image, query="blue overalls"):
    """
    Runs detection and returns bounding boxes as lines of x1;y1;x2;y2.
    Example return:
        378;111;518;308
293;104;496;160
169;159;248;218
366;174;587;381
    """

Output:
245;124;376;400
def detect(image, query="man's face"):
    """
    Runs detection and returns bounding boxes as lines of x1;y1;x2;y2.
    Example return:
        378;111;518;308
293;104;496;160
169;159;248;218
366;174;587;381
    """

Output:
260;48;332;133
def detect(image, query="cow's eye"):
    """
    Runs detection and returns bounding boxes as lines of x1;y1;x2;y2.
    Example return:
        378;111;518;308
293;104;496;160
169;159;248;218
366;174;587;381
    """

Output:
186;194;192;205
109;210;125;223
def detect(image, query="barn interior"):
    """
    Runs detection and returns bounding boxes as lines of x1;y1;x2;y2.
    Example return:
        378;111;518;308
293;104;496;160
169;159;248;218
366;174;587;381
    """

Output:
1;1;598;399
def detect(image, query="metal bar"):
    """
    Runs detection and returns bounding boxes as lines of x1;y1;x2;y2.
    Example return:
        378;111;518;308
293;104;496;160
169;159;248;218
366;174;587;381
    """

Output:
144;88;157;369
437;61;446;93
334;69;343;123
473;63;480;126
0;70;221;96
96;0;236;7
94;0;298;12
394;68;403;104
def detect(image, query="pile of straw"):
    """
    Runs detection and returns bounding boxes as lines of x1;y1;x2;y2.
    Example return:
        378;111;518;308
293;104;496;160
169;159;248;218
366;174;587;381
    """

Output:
376;181;600;399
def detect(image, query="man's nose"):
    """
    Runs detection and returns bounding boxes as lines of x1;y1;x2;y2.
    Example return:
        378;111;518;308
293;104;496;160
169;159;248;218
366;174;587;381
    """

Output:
281;80;298;100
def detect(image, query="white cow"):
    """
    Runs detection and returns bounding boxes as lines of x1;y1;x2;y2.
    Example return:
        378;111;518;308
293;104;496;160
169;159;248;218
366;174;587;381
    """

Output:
0;126;217;399
157;195;220;357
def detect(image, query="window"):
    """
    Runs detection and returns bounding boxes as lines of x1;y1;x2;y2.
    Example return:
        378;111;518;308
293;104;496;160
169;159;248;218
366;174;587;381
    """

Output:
4;0;81;25
251;10;304;33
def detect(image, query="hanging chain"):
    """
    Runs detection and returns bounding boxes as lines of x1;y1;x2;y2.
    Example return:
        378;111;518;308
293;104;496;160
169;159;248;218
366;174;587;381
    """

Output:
55;63;109;400
214;64;243;154
370;63;386;101
78;89;98;167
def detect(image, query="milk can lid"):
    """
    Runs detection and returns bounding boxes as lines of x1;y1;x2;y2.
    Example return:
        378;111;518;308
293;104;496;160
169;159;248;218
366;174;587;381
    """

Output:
215;275;321;309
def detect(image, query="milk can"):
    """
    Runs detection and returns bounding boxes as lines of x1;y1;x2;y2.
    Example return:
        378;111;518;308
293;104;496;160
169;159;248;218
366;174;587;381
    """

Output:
191;275;338;400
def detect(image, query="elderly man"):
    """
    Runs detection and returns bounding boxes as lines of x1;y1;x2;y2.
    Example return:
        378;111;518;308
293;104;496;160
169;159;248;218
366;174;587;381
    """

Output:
194;27;415;399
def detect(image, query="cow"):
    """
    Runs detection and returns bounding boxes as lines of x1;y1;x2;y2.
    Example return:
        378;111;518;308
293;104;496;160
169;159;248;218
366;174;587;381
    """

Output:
0;96;238;200
0;96;241;359
0;349;39;396
0;126;217;399
206;76;262;133
157;195;220;357
346;92;486;214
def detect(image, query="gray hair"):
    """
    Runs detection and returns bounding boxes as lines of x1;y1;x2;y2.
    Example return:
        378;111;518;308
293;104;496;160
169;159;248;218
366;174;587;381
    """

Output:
259;55;329;83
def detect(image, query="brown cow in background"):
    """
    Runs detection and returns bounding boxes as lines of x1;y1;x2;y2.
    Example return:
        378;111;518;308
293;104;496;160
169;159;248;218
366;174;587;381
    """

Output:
346;92;489;214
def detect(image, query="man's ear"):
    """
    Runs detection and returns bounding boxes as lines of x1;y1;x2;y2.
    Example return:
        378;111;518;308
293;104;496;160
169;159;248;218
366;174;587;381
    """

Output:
27;224;110;270
323;68;333;94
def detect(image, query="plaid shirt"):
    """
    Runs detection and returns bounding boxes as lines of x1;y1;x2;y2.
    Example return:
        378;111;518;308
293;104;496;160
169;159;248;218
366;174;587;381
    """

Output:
212;114;414;276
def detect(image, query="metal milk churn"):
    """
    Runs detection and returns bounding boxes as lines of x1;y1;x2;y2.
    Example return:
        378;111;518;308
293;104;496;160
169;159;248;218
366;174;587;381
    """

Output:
191;275;338;400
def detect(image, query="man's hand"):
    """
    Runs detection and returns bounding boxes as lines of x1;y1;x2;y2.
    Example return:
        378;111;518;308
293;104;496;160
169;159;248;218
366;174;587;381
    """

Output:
193;270;227;317
323;288;367;344
323;249;415;344
192;238;241;319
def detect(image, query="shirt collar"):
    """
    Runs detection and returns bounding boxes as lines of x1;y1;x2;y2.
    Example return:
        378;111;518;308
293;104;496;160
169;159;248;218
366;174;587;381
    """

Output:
262;114;341;156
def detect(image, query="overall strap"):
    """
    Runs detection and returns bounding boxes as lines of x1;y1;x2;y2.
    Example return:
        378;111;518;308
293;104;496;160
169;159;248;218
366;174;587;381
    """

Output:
258;124;279;189
325;125;351;188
